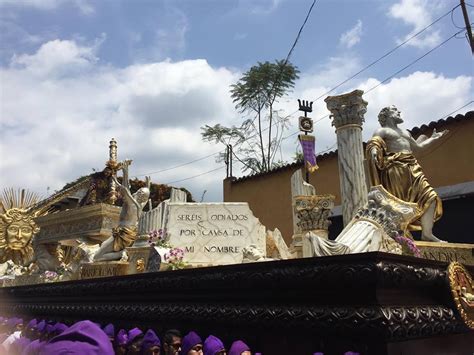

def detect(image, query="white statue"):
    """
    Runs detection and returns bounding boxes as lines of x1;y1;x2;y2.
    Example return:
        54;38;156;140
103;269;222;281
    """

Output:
94;161;150;262
242;244;272;263
367;105;448;242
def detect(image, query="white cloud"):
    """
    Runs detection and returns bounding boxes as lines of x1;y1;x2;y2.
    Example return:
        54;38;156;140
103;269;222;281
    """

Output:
238;0;282;15
388;0;443;49
234;33;247;41
10;38;99;76
1;40;471;204
339;20;363;49
0;38;238;202
0;0;95;15
130;7;188;62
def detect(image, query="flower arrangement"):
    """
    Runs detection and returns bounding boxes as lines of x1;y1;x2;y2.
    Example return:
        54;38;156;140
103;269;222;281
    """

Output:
41;270;60;283
39;263;72;283
147;229;170;248
392;232;421;257
164;247;187;270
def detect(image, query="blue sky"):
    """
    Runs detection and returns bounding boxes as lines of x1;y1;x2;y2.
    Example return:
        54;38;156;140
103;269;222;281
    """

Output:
0;0;473;202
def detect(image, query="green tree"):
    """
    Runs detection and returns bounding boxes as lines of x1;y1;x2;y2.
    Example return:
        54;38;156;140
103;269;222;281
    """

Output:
201;60;299;173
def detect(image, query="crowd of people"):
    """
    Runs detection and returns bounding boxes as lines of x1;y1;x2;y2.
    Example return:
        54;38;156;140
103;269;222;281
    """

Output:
0;317;254;355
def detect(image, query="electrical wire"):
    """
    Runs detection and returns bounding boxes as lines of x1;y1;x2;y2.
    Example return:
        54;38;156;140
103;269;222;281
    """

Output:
312;4;461;103
163;166;225;185
149;100;473;185
365;29;465;94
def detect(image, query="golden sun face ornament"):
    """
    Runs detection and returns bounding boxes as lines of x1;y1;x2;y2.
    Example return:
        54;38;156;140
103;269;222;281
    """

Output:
448;262;474;329
0;189;41;266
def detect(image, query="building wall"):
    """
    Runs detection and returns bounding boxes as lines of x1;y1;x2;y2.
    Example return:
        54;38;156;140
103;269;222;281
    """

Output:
223;115;474;244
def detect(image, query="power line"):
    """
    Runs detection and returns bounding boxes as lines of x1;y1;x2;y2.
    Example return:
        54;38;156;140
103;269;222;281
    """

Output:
134;150;222;178
151;100;473;185
365;29;465;94
437;100;473;120
312;4;461;102
253;5;462;144
164;166;224;185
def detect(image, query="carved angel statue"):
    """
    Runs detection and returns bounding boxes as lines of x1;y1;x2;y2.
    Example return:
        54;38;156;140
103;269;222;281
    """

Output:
94;160;151;262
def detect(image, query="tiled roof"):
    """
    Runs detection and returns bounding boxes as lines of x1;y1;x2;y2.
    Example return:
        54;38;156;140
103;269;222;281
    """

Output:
231;110;473;183
410;110;473;137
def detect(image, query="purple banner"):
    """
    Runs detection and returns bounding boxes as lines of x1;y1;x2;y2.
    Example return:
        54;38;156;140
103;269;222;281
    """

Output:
298;134;318;172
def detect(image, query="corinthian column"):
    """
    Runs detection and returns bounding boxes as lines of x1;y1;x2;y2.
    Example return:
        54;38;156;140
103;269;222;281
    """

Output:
325;90;368;226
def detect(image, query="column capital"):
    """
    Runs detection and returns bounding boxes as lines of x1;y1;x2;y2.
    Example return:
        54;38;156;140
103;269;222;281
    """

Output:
295;194;335;232
325;89;368;129
355;185;419;238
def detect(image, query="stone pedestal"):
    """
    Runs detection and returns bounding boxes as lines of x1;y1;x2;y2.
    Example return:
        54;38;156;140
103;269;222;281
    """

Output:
290;170;316;257
125;246;161;274
80;261;129;279
416;241;474;265
294;194;335;257
325;90;368;226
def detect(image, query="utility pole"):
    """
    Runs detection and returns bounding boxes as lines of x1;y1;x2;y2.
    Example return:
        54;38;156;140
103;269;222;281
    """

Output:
460;0;474;54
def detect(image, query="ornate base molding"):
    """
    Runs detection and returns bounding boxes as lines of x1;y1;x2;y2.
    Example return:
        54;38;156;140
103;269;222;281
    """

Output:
1;253;471;351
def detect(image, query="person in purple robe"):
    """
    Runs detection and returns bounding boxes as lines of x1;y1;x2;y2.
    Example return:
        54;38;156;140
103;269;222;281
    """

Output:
22;319;37;340
180;331;203;355
163;329;182;355
127;327;144;355
228;340;250;355
141;329;161;355
115;329;128;355
102;323;115;345
38;320;114;355
203;335;226;355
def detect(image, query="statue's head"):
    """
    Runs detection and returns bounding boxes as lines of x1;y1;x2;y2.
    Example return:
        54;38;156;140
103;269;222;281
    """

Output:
0;208;39;265
1;208;38;250
133;187;150;204
378;105;403;126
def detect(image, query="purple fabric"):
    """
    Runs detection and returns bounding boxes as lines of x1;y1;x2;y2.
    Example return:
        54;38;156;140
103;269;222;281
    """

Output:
203;335;225;355
141;329;161;352
36;320;47;333
7;317;23;328
116;329;128;346
26;319;38;329
180;331;202;355
12;337;31;353
38;320;114;355
298;134;318;172
128;327;144;344
313;353;324;355
103;323;114;338
228;340;250;355
344;352;360;355
21;339;44;355
52;323;68;335
45;324;55;334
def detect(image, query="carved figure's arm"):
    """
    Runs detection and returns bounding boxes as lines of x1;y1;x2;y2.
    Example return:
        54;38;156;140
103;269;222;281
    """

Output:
122;160;132;190
409;128;448;151
370;128;388;162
